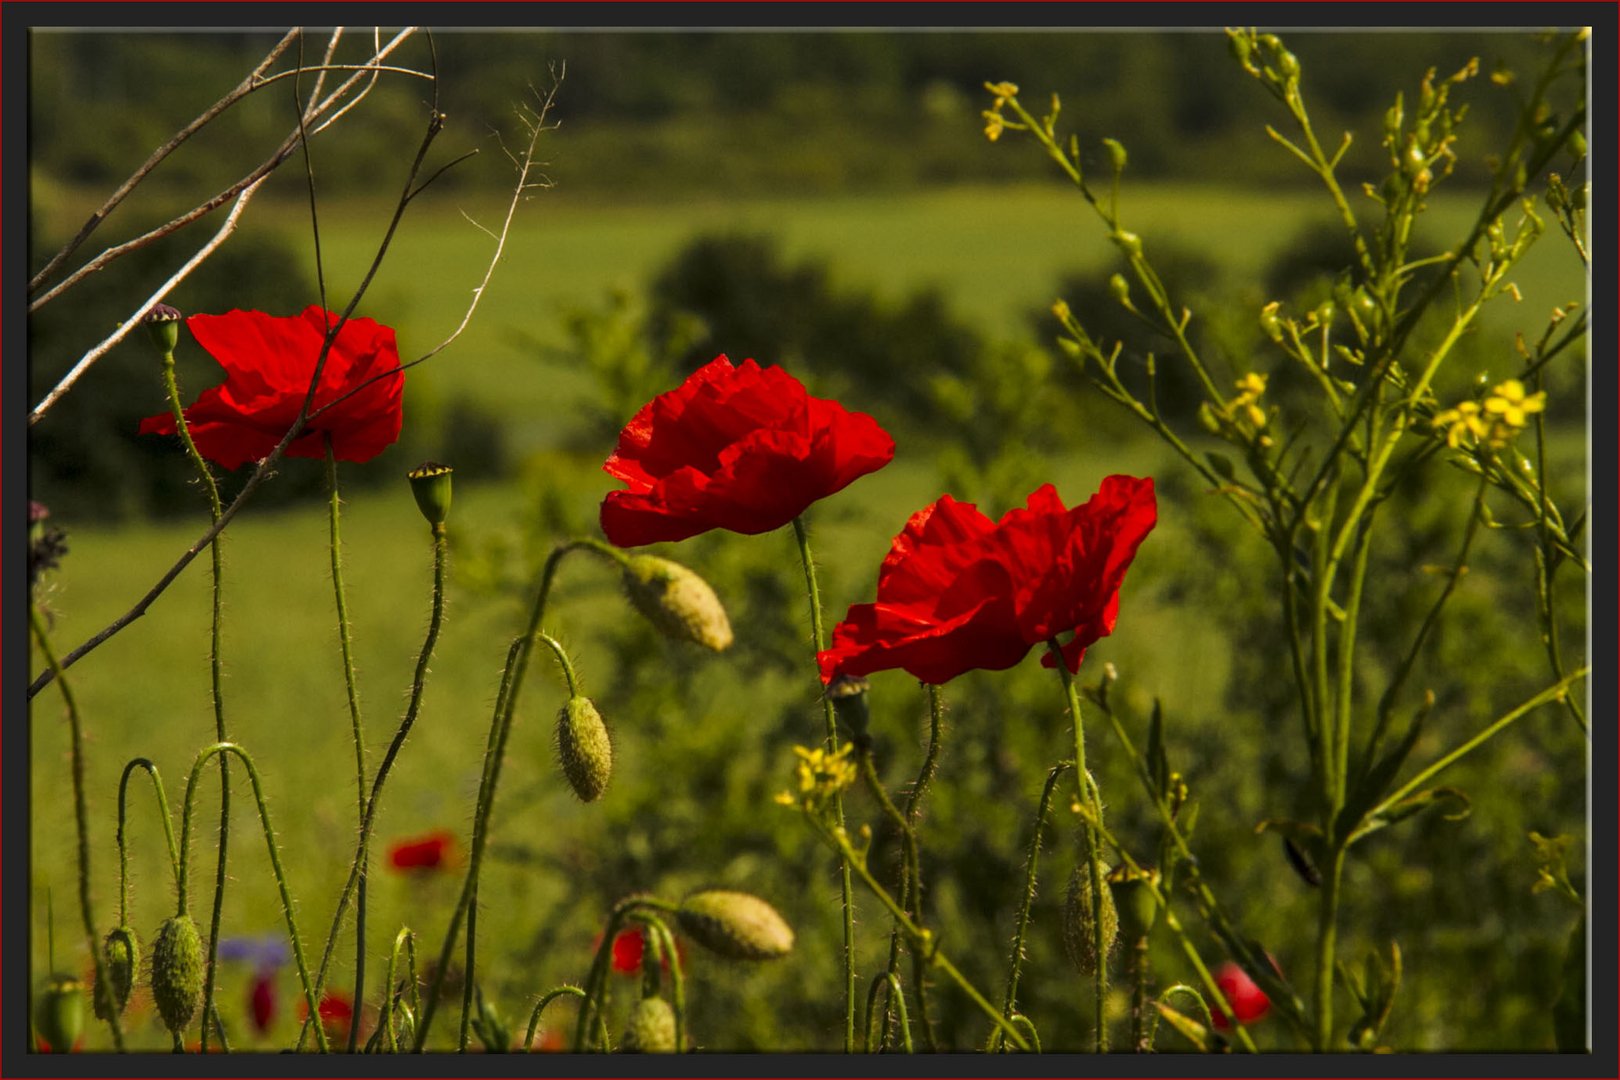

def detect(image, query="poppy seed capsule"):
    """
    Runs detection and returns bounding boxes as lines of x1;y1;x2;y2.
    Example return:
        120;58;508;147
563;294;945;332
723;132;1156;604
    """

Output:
94;926;140;1020
1062;864;1119;976
142;303;182;354
675;890;794;961
556;697;612;802
34;973;84;1053
826;674;872;746
1107;864;1160;942
620;996;677;1053
407;462;453;527
151;914;204;1035
621;555;733;651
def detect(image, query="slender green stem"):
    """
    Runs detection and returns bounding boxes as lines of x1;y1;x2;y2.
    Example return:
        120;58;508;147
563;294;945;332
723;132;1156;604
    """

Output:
1130;937;1151;1052
640;914;688;1050
159;346;231;1053
381;927;417;1052
116;759;182;924
791;514;856;1052
323;440;371;1053
858;748;931;1050
1050;641;1108;1052
525;985;600;1050
1313;846;1346;1051
572;897;677;1050
863;972;913;1053
415;541;592;1051
299;522;448;1051
989;761;1072;1051
29;606;125;1051
177;742;326;1052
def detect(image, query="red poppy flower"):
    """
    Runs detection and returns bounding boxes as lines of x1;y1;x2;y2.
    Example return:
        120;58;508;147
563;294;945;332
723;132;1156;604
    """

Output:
600;355;895;547
817;477;1156;684
248;973;277;1034
1211;962;1271;1029
298;989;355;1040
387;829;458;873
599;926;684;976
139;306;404;470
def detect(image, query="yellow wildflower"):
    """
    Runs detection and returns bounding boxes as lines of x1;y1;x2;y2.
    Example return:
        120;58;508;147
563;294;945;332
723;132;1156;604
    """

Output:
1483;378;1546;428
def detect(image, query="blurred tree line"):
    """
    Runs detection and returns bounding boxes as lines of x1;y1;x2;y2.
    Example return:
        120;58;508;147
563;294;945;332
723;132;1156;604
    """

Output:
31;29;1553;200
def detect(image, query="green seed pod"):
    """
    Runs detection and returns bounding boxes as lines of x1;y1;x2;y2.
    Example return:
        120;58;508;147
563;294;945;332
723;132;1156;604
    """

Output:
151;914;204;1036
620;996;677;1053
1108;273;1132;307
1102;137;1128;174
94;925;140;1020
142;303;182;355
1112;229;1143;259
675;890;794;961
621;554;733;651
407;462;454;527
556;696;612;802
1107;864;1160;942
34;973;84;1052
825;674;872;747
1061;863;1119;976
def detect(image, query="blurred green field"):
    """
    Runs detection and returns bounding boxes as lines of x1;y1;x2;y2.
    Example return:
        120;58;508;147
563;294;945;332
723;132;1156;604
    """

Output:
29;176;1588;1052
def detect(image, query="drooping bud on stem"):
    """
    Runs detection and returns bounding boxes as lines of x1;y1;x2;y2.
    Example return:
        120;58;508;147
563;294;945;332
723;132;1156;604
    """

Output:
151;914;204;1036
407;462;454;528
675;890;794;961
556;697;612;802
94;926;140;1020
620;996;677;1052
620;554;733;651
1062;863;1119;976
825;674;872;748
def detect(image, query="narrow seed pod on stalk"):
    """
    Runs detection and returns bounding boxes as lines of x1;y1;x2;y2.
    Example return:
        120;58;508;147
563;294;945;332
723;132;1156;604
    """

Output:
675;890;794;961
620;996;677;1052
620;554;733;651
94;926;140;1019
1062;863;1119;976
556;696;612;802
150;914;204;1036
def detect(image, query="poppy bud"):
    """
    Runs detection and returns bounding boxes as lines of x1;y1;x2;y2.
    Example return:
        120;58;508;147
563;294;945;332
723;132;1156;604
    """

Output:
556;697;612;802
1107;864;1160;942
94;926;140;1019
151;914;204;1036
675;890;794;961
825;674;872;747
143;303;182;355
620;996;677;1053
34;973;84;1053
1062;864;1119;975
620;554;733;651
407;462;453;527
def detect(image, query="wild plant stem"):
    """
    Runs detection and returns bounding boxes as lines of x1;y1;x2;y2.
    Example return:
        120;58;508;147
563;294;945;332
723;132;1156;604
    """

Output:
299;522;448;1051
857;748;931;1050
178;742;326;1051
989;760;1071;1051
791;514;856;1052
29;607;126;1051
158;346;230;1053
324;440;370;1053
1313;846;1346;1051
116;759;182;924
1050;642;1108;1052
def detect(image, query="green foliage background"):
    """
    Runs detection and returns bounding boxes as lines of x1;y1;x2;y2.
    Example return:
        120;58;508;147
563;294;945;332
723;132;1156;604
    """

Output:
27;28;1587;1053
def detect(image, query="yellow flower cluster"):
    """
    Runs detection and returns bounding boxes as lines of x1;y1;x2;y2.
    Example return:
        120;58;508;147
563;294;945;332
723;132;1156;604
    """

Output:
982;81;1019;142
1432;378;1546;449
1230;372;1269;430
775;744;857;811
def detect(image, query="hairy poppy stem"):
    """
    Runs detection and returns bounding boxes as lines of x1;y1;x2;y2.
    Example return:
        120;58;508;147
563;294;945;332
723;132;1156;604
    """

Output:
1050;641;1109;1052
298;521;448;1051
29;606;126;1051
323;439;370;1053
989;760;1072;1051
158;344;232;1053
790;515;857;1052
116;759;182;925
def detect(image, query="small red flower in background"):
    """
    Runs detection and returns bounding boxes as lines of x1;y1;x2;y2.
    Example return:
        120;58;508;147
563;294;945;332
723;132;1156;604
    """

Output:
600;355;895;547
600;926;684;976
299;989;355;1040
1211;962;1271;1029
387;829;458;873
818;477;1157;684
139;306;404;470
248;973;276;1034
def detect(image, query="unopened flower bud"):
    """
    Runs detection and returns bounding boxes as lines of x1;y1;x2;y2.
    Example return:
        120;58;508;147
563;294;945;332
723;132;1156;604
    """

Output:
620;996;677;1053
1107;864;1160;942
1062;863;1119;975
675;890;794;961
34;973;84;1052
556;697;612;802
95;926;140;1020
1103;137;1128;174
1259;302;1283;341
143;304;182;355
407;462;454;527
621;555;732;651
1112;230;1143;259
1314;300;1336;328
1109;274;1132;306
151;914;204;1036
826;675;872;746
1276;49;1300;81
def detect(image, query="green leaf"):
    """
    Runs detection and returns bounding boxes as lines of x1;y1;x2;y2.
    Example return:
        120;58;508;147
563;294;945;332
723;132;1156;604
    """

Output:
1356;786;1471;842
1552;915;1586;1051
1341;700;1431;841
1205;451;1238;482
1147;699;1168;796
1154;1002;1215;1052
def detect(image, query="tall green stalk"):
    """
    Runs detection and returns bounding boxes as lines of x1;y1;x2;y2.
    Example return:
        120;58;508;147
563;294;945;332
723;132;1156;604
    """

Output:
791;515;857;1052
